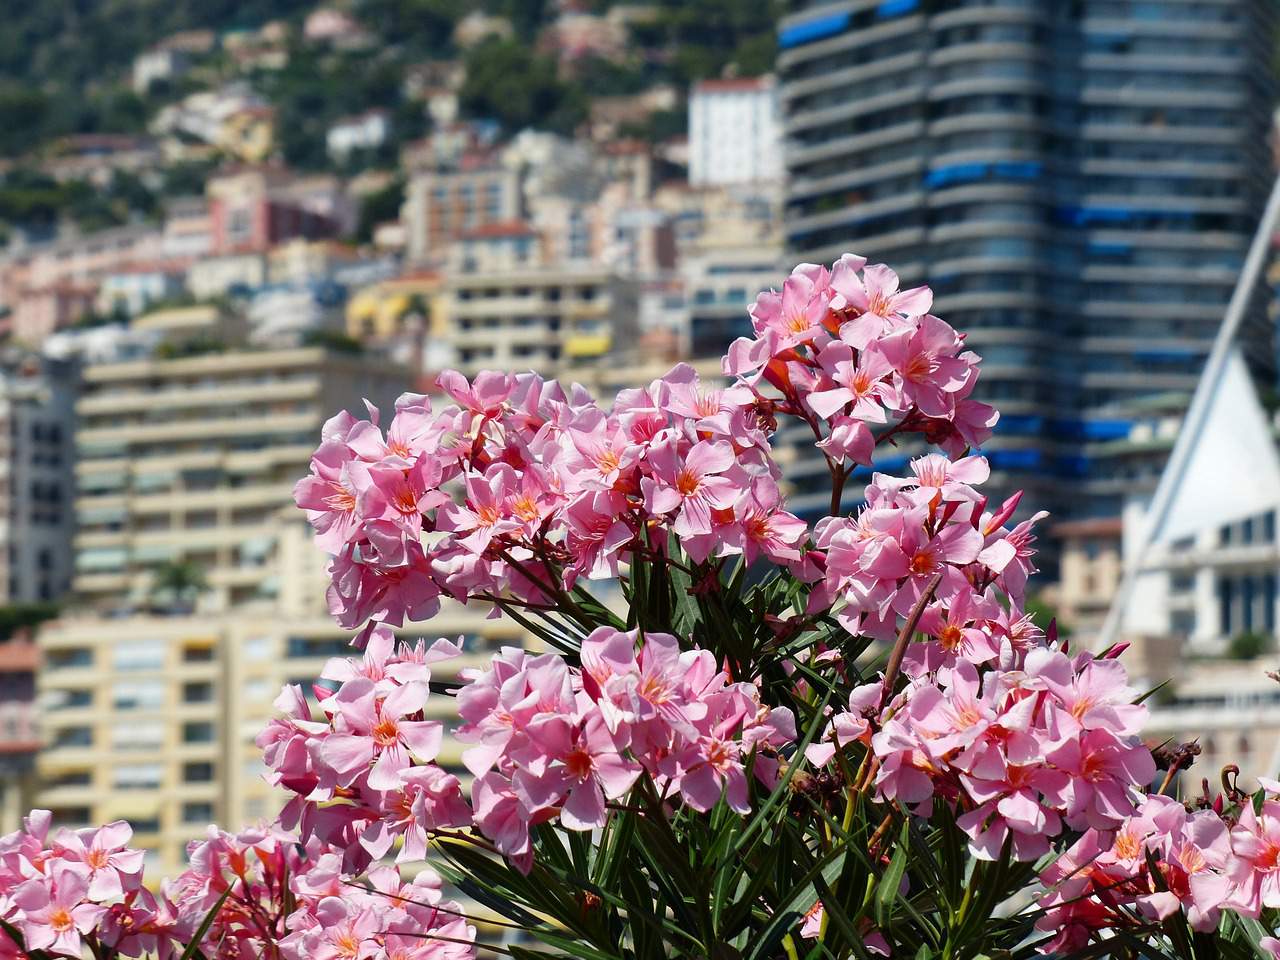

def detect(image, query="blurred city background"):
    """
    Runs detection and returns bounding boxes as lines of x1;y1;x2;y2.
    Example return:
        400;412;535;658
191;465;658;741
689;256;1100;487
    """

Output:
0;0;1277;887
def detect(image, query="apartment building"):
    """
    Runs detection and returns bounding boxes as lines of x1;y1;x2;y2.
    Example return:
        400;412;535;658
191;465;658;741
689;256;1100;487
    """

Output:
70;346;404;613
442;227;639;376
37;608;528;877
0;352;78;605
402;163;523;265
777;0;1279;520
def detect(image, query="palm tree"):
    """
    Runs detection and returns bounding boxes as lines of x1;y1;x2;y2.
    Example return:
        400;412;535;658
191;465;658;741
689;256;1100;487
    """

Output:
148;560;207;612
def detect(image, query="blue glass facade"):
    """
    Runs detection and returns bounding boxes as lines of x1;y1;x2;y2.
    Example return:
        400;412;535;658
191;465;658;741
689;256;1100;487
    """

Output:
778;0;1278;519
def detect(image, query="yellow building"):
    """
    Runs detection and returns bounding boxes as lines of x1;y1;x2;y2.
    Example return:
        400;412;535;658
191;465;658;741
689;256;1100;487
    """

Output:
218;106;276;164
443;265;638;376
37;608;528;876
70;346;405;613
346;271;445;341
36;344;428;874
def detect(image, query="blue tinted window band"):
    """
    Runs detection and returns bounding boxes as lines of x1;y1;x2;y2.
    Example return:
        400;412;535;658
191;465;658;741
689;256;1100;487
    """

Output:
779;12;851;49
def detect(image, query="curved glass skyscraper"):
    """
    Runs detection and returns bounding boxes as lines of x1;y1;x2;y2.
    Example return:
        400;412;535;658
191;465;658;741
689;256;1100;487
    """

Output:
777;0;1278;520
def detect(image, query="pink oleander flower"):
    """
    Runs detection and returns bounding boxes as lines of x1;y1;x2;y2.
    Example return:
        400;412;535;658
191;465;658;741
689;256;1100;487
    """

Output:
878;315;973;418
360;765;471;863
437;464;524;555
294;440;365;554
319;678;444;790
907;453;989;506
831;260;930;347
1044;728;1154;832
564;490;633;581
642;438;739;537
50;821;145;902
1225;797;1280;915
747;263;831;349
437;369;514;417
808;341;897;422
327;533;442;630
13;867;106;956
805;682;882;766
514;714;642;830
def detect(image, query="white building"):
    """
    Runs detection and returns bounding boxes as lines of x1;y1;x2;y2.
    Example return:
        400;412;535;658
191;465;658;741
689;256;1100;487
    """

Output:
132;47;191;94
688;76;782;187
97;264;187;318
1102;343;1280;785
325;111;390;163
247;286;342;347
1115;345;1280;656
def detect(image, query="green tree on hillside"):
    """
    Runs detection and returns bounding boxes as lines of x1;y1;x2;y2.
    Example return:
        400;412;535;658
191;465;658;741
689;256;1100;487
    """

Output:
460;38;585;135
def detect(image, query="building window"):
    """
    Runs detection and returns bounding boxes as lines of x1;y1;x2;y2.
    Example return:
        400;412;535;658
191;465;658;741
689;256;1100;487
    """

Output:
46;648;93;670
52;726;93;748
183;762;214;782
182;802;214;824
113;680;165;710
182;721;215;744
113;764;162;789
112;640;167;672
183;681;213;704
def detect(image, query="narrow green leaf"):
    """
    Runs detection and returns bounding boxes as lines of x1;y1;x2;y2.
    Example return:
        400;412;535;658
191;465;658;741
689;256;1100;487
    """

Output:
873;820;909;930
179;885;232;960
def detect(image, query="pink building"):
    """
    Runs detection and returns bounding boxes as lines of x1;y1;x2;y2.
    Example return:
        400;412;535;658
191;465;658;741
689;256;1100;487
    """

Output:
0;636;38;831
11;284;98;344
206;167;339;255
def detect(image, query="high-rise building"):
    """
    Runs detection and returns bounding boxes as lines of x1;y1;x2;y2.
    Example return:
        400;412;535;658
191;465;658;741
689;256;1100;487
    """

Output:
0;352;77;605
777;0;1279;519
36;339;547;876
37;344;409;873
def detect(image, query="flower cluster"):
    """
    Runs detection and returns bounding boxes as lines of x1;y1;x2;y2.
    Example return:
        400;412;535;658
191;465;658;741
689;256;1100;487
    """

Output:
725;256;997;461
869;649;1156;862
0;813;160;959
1039;782;1280;954
812;453;1045;649
295;256;997;638
165;823;473;960
457;627;795;872
256;627;472;876
0;810;476;960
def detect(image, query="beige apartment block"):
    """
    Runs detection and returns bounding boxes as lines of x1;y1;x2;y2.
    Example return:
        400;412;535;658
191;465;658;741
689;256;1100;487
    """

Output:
37;607;530;878
34;344;426;875
443;265;638;376
71;346;406;614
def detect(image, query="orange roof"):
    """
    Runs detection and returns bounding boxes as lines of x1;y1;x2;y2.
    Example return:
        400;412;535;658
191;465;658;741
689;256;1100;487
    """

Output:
460;220;538;239
695;77;771;93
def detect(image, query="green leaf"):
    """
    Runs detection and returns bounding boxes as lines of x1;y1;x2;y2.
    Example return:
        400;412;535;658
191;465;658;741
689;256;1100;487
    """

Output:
179;884;232;960
873;820;909;930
